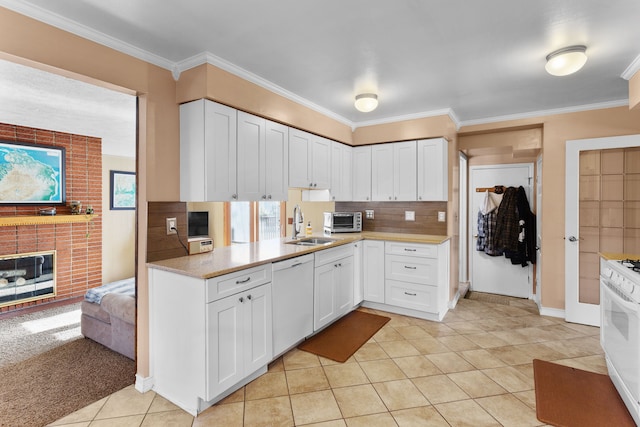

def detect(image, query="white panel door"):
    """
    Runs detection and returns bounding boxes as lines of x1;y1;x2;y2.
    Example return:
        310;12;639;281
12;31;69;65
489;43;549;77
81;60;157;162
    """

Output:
417;138;448;201
565;134;640;326
363;240;385;303
310;136;332;189
244;283;272;374
204;100;237;201
289;128;310;188
469;164;533;298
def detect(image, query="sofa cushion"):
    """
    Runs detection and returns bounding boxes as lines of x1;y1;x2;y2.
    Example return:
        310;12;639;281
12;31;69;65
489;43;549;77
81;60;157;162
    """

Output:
80;300;111;324
100;293;135;325
84;277;135;304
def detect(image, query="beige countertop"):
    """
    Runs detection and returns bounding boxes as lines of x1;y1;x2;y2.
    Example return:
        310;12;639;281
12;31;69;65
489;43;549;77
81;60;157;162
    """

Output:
147;232;449;279
600;252;640;261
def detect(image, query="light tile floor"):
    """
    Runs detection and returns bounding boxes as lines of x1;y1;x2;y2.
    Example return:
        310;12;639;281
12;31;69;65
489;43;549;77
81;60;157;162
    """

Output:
50;296;605;426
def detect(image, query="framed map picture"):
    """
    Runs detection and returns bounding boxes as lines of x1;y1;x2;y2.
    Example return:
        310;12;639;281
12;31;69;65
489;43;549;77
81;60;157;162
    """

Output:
0;140;66;205
110;170;136;210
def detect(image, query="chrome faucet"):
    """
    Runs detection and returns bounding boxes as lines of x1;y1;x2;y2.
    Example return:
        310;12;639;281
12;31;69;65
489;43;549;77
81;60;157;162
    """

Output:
292;204;303;240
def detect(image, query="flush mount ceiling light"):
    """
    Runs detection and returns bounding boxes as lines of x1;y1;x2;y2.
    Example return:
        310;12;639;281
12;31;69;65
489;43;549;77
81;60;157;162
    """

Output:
354;93;378;112
545;45;588;76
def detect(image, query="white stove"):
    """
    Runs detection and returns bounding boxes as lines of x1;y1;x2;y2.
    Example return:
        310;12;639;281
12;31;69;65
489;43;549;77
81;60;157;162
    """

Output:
601;257;640;425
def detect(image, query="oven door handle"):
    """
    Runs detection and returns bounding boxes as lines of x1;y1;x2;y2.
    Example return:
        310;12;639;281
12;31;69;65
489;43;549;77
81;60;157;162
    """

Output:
602;279;638;309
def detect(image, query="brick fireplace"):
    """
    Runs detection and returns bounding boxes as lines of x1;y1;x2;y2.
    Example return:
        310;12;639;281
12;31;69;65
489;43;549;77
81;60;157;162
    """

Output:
0;123;103;313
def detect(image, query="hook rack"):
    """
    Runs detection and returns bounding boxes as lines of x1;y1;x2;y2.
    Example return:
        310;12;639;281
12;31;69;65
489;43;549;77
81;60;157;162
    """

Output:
475;185;505;194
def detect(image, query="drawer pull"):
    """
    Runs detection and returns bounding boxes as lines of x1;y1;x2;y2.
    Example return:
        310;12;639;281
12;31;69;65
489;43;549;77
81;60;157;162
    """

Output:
247;294;252;300
404;292;417;296
291;262;303;268
239;296;244;303
404;248;417;252
236;277;251;284
404;266;417;270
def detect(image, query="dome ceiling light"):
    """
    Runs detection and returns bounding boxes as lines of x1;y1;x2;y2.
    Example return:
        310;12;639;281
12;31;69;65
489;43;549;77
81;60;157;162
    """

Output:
354;93;378;112
545;45;588;76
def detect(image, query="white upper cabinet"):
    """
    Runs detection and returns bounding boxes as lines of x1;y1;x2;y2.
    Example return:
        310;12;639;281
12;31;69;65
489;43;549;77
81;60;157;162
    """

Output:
288;128;331;189
236;111;265;201
417;138;448;201
394;141;417;201
352;146;372;201
180;99;237;201
237;112;289;201
330;141;353;201
264;121;289;201
372;141;417;201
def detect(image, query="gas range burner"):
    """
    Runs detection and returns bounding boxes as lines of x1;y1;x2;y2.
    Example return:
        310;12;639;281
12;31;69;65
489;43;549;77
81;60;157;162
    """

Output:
620;259;640;272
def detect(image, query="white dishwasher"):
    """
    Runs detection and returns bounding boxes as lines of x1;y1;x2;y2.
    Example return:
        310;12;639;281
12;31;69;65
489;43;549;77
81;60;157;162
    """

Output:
271;253;314;357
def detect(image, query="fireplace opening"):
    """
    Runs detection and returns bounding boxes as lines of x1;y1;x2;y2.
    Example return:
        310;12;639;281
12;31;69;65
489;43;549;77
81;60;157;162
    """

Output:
0;251;56;308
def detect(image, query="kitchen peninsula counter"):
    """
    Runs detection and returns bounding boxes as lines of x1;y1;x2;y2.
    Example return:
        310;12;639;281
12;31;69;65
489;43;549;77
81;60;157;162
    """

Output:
147;232;449;279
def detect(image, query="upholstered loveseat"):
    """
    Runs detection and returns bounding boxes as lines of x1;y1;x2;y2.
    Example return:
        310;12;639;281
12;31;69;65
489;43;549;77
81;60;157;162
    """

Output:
80;278;135;359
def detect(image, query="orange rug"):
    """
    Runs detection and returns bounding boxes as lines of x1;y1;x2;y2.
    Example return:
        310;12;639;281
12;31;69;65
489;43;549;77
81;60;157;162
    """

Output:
533;359;635;427
298;310;390;362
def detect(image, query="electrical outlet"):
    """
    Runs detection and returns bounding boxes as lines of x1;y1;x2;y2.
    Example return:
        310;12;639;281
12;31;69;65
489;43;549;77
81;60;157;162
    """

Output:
438;211;446;222
405;211;415;221
166;217;177;235
365;209;374;219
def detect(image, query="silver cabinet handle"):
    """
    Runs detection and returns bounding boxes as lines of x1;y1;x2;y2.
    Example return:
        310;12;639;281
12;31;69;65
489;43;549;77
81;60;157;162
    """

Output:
232;194;238;200
236;277;251;284
291;262;303;267
262;195;267;200
404;248;417;252
267;195;272;200
389;196;392;200
404;292;417;296
404;266;417;270
239;297;244;303
247;294;252;300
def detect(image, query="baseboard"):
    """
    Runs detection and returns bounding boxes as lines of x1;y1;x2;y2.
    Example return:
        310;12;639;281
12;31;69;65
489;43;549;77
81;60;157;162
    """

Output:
538;303;565;319
135;374;154;393
449;290;461;309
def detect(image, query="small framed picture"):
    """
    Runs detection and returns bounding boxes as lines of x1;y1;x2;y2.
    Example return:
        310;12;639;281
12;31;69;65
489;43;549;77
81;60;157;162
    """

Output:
110;170;136;210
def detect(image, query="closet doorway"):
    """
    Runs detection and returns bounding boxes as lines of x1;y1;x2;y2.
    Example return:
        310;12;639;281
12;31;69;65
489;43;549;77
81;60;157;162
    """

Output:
469;163;534;298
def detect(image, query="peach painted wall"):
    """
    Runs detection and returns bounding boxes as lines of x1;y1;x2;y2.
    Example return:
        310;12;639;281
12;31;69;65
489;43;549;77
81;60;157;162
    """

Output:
631;71;640;110
176;64;353;144
0;6;179;378
461;106;640;310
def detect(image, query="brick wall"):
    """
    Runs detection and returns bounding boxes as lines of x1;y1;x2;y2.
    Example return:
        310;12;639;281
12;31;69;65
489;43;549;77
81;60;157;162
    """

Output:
0;123;103;313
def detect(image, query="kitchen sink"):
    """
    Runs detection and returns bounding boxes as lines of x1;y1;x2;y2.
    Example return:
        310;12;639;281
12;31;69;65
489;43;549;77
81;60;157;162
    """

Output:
287;237;338;246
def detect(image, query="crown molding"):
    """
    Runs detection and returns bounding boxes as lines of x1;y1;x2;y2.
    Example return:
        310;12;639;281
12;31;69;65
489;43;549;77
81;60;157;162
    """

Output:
351;108;461;131
459;99;629;128
622;53;640;80
175;52;353;127
0;0;174;71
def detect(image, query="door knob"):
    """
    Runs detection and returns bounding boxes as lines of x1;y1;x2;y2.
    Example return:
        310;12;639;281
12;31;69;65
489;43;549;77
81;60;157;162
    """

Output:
566;236;579;242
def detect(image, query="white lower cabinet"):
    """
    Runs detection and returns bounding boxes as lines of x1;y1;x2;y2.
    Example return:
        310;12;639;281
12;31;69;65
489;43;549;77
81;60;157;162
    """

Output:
363;240;385;303
313;244;354;331
361;240;450;321
207;282;272;400
148;265;272;416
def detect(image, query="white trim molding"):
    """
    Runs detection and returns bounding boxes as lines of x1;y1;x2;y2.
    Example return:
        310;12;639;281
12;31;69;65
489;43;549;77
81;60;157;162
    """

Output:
135;374;154;394
622;53;640;80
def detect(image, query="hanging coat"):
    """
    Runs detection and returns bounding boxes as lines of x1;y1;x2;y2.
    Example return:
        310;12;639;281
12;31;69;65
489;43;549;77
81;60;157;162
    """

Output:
476;191;503;256
494;187;520;252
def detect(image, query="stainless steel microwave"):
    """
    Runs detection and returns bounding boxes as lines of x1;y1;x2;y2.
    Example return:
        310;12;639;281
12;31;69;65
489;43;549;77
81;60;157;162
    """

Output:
323;212;362;233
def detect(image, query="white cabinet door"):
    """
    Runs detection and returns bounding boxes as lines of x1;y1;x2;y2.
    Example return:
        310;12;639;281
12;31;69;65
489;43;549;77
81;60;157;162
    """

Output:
363;240;385;303
371;144;394;201
335;256;354;317
237;111;265;201
207;293;243;399
314;262;337;331
331;141;353;201
206;283;272;400
289;128;311;188
180;99;237;201
264;121;289;201
394;140;417;201
309;135;332;189
417;138;448;201
353;146;372;201
243;283;273;375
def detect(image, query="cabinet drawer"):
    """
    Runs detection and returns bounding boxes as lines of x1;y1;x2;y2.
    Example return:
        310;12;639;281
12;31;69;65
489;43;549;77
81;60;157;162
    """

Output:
385;255;437;285
206;264;272;303
385;280;438;313
385;241;437;258
314;244;354;267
